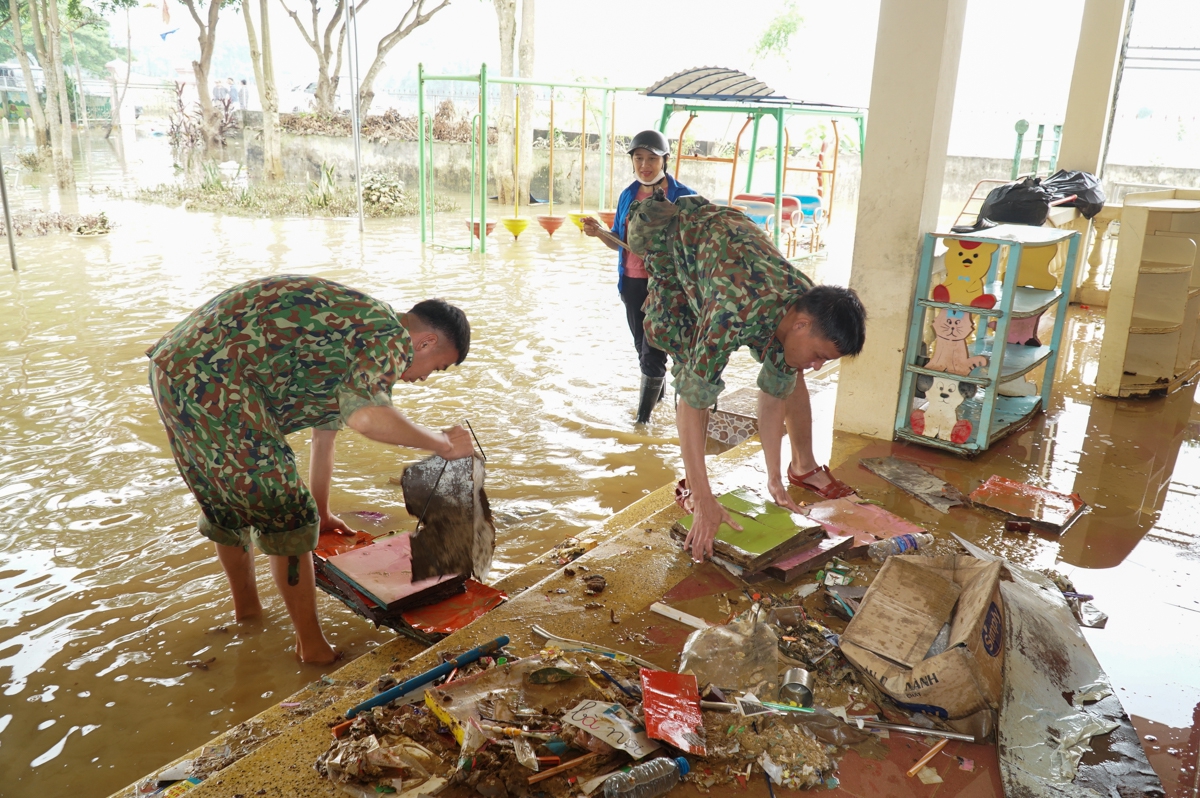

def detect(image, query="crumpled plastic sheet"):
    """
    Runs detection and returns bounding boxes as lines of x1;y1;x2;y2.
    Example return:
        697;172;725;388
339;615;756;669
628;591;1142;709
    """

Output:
679;604;779;694
954;535;1125;793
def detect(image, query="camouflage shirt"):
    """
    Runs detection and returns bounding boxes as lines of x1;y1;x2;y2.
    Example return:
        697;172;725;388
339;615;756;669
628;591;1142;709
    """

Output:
147;275;412;436
627;194;814;409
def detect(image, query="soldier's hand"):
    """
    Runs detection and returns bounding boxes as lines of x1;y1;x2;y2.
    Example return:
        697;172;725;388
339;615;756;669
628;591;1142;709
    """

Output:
439;425;474;460
320;512;354;536
685;493;742;562
767;478;804;513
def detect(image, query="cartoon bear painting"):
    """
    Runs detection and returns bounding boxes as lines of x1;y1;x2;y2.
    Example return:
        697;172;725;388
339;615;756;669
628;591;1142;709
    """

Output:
933;239;998;309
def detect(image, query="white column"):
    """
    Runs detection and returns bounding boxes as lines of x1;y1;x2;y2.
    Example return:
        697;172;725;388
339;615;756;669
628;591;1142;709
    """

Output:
1059;0;1133;306
832;0;968;439
1058;0;1133;174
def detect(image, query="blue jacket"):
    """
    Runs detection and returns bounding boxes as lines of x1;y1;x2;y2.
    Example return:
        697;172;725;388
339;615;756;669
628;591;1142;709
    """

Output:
613;173;695;293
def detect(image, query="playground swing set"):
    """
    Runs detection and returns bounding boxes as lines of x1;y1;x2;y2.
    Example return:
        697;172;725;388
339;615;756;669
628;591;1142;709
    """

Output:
415;64;867;256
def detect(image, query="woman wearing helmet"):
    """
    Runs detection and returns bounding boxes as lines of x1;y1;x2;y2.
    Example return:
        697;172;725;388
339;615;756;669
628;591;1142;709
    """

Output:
583;129;695;424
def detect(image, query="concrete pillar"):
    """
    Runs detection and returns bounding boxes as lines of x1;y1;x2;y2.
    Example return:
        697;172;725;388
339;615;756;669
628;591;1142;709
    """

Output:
1058;0;1133;174
832;0;968;439
1058;0;1133;306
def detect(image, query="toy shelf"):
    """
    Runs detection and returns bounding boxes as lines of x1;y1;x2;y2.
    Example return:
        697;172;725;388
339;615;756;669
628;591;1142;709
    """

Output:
1097;190;1200;398
894;224;1081;455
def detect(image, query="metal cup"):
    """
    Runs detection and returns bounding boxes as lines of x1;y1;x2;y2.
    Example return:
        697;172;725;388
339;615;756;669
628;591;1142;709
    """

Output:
778;667;814;707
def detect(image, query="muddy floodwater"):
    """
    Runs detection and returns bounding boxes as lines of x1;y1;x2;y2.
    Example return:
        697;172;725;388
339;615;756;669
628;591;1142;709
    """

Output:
2;134;1200;798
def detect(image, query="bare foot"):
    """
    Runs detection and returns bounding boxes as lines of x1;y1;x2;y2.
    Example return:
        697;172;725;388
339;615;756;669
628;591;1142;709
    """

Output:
294;634;341;665
232;606;263;623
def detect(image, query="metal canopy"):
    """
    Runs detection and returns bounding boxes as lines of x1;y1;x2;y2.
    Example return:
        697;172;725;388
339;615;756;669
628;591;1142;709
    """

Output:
644;66;782;102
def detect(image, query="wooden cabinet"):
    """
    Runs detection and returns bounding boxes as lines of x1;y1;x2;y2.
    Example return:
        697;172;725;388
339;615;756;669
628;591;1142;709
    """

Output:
1096;190;1200;398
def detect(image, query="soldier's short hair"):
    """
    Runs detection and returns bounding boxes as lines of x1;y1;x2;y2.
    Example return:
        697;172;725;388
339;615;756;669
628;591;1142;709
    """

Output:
792;285;866;357
409;299;471;364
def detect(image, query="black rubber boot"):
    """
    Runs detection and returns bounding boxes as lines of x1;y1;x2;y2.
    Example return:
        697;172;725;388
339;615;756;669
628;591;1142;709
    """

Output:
636;376;666;424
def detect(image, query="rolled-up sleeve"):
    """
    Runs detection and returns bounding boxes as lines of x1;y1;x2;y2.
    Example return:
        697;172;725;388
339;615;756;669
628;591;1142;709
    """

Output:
673;360;726;409
336;336;408;426
756;355;797;400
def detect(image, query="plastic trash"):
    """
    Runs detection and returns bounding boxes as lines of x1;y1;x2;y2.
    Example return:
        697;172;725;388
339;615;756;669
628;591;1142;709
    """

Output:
678;604;778;695
867;532;935;563
1042;169;1106;218
602;756;690;798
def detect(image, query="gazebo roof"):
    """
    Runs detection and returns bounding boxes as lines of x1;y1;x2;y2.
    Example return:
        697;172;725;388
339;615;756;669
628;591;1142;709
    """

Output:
643;66;784;102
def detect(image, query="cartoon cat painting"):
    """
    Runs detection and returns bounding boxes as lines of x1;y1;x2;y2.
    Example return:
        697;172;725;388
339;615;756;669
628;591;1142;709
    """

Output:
926;308;989;376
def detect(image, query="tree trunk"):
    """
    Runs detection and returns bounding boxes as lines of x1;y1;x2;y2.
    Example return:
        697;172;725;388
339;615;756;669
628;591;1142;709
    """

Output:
7;0;49;148
516;0;534;208
30;0;69;187
46;0;76;188
492;0;516;207
183;0;223;156
244;0;283;180
280;0;350;116
357;0;449;118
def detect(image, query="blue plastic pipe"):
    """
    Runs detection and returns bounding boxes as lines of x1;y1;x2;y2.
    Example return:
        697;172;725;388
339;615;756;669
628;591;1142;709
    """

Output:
345;635;509;719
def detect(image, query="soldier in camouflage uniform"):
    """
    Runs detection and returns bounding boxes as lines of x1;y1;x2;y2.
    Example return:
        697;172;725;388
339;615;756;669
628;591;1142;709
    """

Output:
147;275;474;663
627;193;867;562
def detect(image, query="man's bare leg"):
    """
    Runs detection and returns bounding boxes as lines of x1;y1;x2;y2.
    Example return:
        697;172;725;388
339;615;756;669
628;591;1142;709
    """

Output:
215;542;263;621
268;553;337;664
784;374;834;493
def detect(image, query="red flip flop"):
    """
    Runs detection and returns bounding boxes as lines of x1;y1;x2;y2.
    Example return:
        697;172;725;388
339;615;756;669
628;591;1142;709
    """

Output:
787;464;856;500
674;479;691;511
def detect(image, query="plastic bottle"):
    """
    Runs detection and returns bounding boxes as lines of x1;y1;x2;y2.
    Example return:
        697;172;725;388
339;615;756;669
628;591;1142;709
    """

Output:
602;756;690;798
867;532;935;563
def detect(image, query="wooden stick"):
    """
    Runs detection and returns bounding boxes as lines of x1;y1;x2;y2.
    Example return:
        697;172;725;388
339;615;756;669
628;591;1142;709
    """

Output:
650;602;709;630
527;751;600;785
906;737;948;778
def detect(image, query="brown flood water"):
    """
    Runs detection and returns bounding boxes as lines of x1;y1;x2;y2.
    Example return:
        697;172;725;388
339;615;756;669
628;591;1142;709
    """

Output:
3;133;1200;797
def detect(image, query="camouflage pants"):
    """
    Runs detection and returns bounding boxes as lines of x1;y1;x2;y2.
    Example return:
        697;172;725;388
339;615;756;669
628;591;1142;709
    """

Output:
149;363;320;557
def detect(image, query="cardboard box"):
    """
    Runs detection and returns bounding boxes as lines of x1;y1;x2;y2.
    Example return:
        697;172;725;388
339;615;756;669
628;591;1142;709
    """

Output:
840;555;1004;720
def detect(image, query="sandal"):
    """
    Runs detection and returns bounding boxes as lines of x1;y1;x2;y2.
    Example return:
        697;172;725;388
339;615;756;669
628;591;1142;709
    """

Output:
787;465;856;500
674;479;692;511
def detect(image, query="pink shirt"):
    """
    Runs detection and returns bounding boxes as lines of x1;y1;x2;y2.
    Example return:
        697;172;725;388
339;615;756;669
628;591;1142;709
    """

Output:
622;182;662;279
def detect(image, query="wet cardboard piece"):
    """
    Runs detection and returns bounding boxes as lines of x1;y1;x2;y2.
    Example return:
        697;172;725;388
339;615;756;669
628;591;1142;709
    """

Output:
841;555;1005;720
803;497;926;556
968;474;1087;533
639;669;706;755
860;457;967;514
672;488;825;572
324;534;465;611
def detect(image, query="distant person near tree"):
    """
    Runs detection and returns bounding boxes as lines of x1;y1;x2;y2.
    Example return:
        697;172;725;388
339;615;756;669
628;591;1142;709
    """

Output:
213;80;228;104
238;79;249;111
583;130;695;424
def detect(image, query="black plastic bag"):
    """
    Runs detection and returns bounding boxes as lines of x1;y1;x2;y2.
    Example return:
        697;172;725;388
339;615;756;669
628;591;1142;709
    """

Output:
978;177;1051;226
1042;169;1106;218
